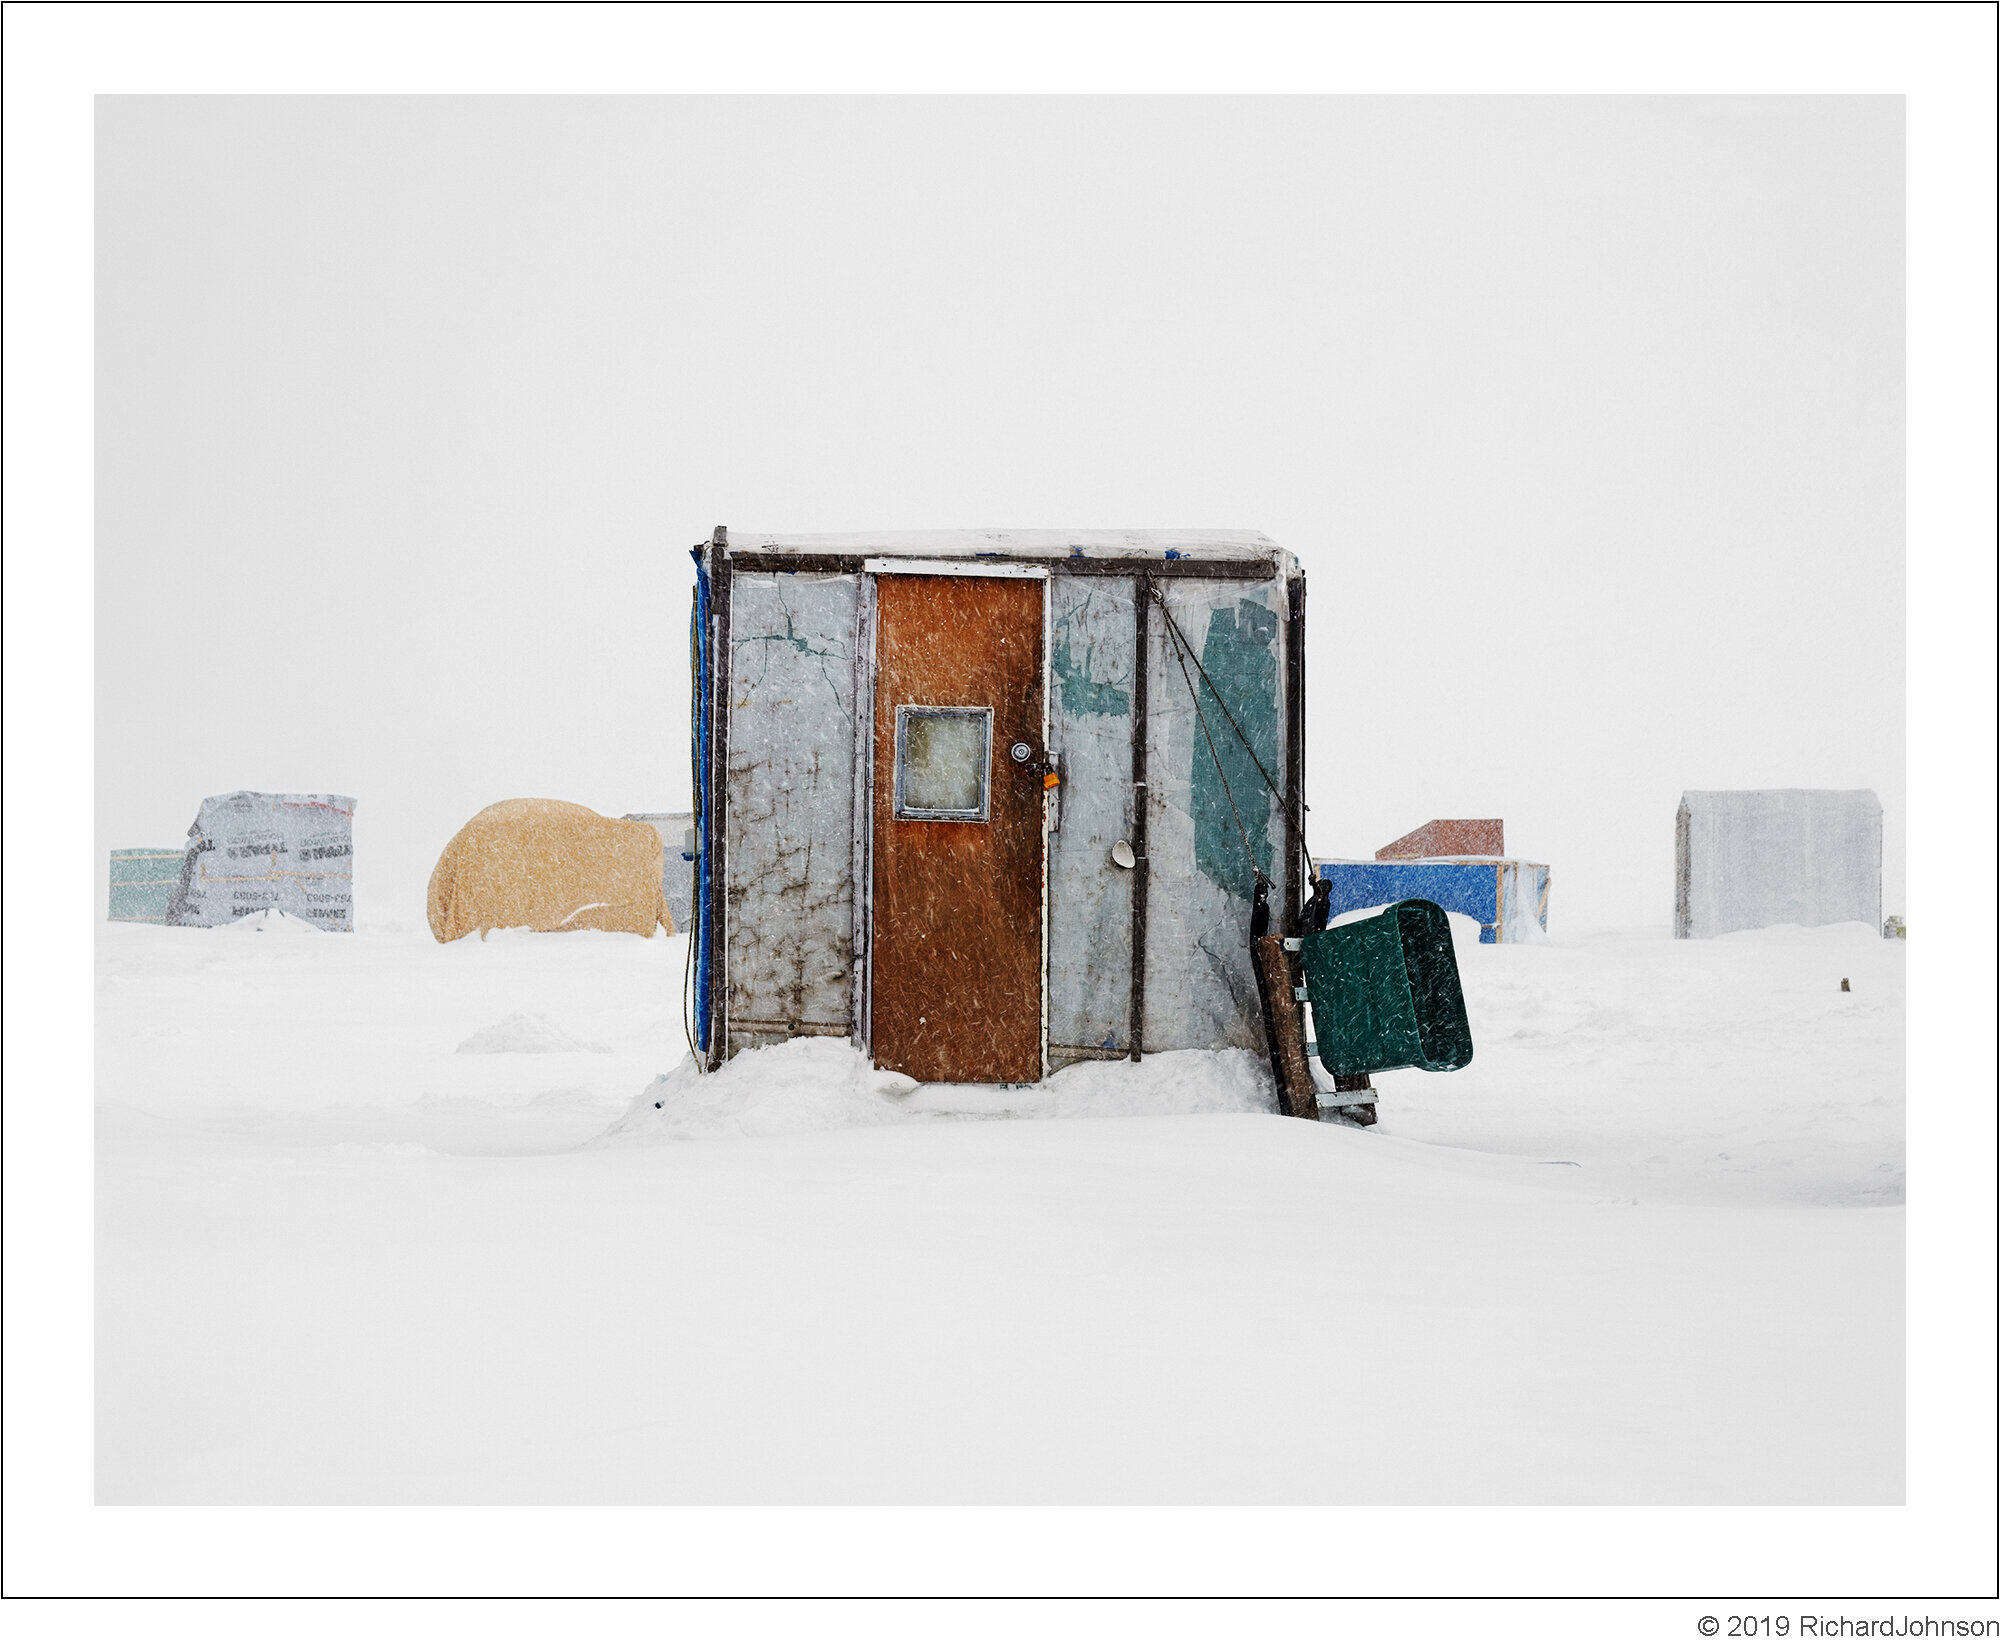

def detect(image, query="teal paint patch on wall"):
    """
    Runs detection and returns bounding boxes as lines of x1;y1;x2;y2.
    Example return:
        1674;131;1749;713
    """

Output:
1051;592;1132;718
1190;598;1280;892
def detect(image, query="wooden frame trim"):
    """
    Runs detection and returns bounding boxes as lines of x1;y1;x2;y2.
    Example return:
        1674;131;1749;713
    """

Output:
891;705;995;822
1285;572;1307;937
727;551;1276;580
708;548;732;1063
851;573;876;1054
1128;573;1149;1062
1039;573;1052;1082
866;557;1049;580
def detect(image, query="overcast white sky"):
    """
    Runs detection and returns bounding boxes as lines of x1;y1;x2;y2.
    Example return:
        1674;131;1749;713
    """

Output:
95;95;1903;929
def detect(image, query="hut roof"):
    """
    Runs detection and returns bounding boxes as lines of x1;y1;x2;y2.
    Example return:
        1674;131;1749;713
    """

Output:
726;528;1282;562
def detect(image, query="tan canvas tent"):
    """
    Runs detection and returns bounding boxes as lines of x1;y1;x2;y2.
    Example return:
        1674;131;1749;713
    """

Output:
427;799;674;942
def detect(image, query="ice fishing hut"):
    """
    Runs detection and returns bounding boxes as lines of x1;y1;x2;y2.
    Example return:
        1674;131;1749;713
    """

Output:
165;792;356;930
623;811;696;933
108;848;186;924
1675;789;1882;939
1316;821;1551;944
688;528;1311;1083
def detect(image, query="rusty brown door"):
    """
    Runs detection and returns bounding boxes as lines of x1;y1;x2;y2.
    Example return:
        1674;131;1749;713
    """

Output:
871;572;1045;1083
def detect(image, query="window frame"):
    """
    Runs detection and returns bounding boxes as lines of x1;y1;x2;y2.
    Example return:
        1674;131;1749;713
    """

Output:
892;704;994;823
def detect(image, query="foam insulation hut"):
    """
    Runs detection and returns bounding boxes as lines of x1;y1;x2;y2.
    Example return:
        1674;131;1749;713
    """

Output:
688;528;1313;1083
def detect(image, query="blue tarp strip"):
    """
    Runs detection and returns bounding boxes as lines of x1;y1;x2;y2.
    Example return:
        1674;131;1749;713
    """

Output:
690;552;713;1054
1317;861;1503;943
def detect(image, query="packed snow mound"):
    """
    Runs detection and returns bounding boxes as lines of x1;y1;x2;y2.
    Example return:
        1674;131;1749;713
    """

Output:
1051;1047;1275;1116
1712;920;1882;946
219;908;325;938
600;1037;919;1143
904;1047;1278;1123
455;1011;610;1055
444;924;655;947
597;1040;1278;1145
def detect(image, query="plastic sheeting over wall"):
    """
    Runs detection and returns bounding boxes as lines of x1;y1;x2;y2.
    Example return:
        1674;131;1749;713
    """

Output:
722;573;860;1054
166;792;356;929
1318;858;1550;944
1044;576;1138;1059
1675;789;1881;939
1497;860;1551;944
1137;578;1289;1054
1043;575;1291;1060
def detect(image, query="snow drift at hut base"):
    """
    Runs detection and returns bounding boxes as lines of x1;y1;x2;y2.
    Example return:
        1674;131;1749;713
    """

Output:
602;1038;1277;1142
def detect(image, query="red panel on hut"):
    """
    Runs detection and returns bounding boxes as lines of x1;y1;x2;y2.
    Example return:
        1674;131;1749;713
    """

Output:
1376;819;1505;861
871;574;1046;1084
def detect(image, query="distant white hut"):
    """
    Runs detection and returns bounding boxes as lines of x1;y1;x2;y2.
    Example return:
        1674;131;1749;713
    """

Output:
1674;789;1881;939
623;812;695;934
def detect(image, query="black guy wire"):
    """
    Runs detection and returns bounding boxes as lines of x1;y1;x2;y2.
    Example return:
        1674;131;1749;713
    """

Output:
1152;568;1320;880
1157;583;1267;888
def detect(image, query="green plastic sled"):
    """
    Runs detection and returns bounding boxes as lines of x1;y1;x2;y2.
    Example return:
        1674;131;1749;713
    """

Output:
1297;898;1474;1077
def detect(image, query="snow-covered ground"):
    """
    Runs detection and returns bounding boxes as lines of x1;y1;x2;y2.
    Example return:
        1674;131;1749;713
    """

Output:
95;914;1902;1503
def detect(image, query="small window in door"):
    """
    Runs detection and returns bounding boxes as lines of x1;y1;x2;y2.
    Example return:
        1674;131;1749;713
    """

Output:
894;706;992;821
